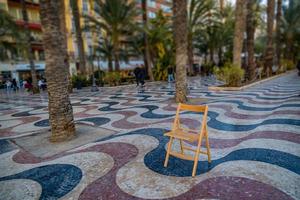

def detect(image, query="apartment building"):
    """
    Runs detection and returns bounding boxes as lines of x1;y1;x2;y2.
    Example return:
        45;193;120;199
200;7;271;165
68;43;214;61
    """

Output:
0;0;172;84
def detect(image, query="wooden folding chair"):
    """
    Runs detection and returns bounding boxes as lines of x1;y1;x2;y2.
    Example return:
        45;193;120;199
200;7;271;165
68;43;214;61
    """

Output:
164;103;211;177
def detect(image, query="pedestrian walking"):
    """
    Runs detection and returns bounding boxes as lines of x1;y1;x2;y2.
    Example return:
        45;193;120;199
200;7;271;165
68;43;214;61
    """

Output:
12;79;18;91
134;66;141;86
139;66;146;87
167;66;174;83
5;80;12;92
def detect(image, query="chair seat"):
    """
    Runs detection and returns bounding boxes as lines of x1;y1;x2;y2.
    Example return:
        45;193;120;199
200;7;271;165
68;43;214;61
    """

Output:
164;129;199;142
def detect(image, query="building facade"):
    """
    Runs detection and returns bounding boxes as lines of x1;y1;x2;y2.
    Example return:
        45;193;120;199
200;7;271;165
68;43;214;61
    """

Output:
0;0;172;85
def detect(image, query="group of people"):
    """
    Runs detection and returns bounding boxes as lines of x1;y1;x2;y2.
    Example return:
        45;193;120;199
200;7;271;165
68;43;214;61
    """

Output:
5;79;18;92
4;77;47;93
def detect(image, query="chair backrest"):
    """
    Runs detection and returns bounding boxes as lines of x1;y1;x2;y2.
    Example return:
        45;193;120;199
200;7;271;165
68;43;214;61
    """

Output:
173;103;208;133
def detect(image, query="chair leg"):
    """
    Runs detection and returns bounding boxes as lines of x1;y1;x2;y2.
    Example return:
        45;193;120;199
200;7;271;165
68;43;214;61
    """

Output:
205;129;211;163
192;151;200;177
164;137;174;167
179;139;184;154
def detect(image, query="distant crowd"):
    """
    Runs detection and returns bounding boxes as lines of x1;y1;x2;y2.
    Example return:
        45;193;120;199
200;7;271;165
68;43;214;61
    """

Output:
4;77;47;93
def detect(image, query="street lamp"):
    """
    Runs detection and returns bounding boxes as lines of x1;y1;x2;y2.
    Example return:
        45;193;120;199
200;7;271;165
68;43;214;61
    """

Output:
89;45;99;92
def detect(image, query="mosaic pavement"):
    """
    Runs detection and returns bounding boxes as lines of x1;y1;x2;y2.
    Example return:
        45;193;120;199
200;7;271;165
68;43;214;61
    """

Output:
0;73;299;200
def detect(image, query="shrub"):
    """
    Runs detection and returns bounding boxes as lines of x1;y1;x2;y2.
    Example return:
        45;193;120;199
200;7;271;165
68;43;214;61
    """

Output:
281;59;295;71
213;63;245;87
103;71;121;86
71;74;90;89
94;70;105;87
153;62;168;81
201;63;214;75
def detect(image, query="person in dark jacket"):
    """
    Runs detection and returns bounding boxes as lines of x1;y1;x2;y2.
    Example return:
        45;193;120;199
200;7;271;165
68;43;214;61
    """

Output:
139;66;146;86
134;66;141;86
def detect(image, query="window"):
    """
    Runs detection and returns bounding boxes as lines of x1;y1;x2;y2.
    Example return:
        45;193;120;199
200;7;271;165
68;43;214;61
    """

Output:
160;4;171;13
148;0;156;8
82;0;88;13
9;7;22;20
148;11;156;19
28;11;40;23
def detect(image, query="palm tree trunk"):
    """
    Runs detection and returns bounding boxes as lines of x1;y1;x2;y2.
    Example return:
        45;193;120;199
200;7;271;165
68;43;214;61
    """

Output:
60;1;73;93
246;0;256;81
220;0;224;12
142;0;154;81
40;0;75;142
114;51;120;71
233;0;246;68
71;0;86;75
21;0;39;94
276;0;282;68
264;0;275;77
173;0;188;103
108;56;113;72
187;33;194;75
218;47;223;66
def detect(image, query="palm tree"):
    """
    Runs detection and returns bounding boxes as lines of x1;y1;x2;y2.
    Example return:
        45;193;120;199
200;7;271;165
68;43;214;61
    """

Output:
246;0;256;80
187;0;214;75
40;0;75;142
281;1;300;61
142;0;154;81
96;36;114;72
264;0;275;76
70;0;86;75
86;0;138;71
21;0;39;93
233;0;246;68
174;0;188;103
275;0;282;67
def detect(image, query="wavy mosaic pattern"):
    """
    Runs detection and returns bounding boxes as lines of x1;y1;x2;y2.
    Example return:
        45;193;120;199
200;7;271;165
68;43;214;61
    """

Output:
0;73;299;199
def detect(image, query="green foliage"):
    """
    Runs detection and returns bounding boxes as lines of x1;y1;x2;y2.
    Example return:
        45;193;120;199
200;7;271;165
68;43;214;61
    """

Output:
71;75;91;88
85;0;140;68
213;63;245;87
147;10;174;81
103;71;121;86
94;70;105;86
201;62;214;75
153;62;168;81
281;59;295;71
281;1;300;60
0;8;25;60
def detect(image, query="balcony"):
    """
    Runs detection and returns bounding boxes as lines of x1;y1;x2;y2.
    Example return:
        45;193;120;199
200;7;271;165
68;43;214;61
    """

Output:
15;20;42;30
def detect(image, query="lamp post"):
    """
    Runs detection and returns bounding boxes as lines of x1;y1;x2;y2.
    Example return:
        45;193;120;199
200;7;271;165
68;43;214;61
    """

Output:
89;45;99;92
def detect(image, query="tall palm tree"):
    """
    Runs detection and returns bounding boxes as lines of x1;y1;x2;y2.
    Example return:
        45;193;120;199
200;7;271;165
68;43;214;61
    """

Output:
40;0;75;142
187;0;214;75
86;0;138;71
233;0;246;68
70;0;86;75
281;1;300;61
142;0;154;81
275;0;282;67
21;0;39;93
174;0;188;103
246;0;256;80
96;36;114;72
264;0;275;76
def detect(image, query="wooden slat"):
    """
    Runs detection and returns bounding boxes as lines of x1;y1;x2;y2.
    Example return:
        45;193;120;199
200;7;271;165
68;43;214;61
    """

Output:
182;146;208;155
179;103;207;113
169;151;195;161
164;130;198;142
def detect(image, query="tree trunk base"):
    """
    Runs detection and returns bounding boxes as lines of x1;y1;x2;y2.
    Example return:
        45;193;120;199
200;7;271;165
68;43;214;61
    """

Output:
32;87;40;94
49;126;75;143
